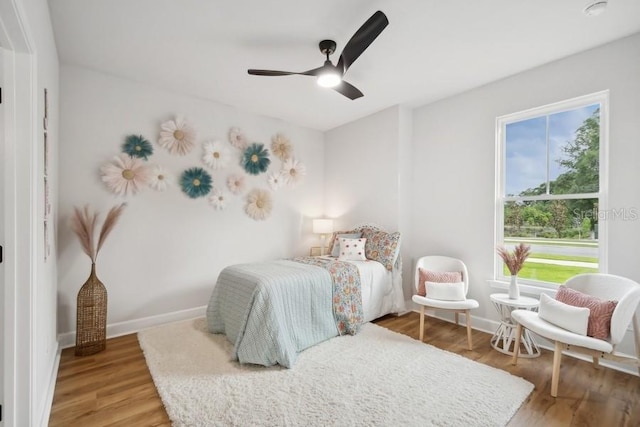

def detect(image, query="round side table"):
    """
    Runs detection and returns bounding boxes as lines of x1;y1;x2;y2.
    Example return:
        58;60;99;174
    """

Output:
490;293;540;358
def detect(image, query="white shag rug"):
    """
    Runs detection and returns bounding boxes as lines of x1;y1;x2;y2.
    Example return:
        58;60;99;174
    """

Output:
138;318;533;427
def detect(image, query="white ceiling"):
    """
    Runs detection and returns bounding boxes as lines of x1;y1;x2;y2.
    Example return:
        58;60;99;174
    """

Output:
49;0;640;131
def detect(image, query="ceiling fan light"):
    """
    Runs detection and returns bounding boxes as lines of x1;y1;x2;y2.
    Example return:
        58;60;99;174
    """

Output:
317;72;341;88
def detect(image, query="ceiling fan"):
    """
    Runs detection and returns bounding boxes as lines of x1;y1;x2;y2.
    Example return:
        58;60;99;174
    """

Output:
247;10;389;100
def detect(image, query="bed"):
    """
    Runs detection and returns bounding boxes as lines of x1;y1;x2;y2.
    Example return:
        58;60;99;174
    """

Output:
206;224;405;368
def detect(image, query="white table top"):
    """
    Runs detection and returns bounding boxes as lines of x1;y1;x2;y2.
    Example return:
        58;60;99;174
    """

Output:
490;293;539;309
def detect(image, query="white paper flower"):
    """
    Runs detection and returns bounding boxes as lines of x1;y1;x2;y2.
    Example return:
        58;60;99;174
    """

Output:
100;154;150;196
148;164;173;192
245;188;273;221
267;171;285;191
202;140;231;170
271;133;293;161
158;116;196;156
228;127;248;150
281;158;306;187
208;188;228;210
227;174;246;195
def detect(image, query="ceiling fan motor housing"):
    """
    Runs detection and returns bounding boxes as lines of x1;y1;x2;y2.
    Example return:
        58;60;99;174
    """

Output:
319;39;337;56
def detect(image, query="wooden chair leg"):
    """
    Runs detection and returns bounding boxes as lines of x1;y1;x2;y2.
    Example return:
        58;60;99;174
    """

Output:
465;310;473;350
592;356;600;368
551;341;563;397
511;323;523;365
419;305;425;341
632;313;640;375
455;312;459;325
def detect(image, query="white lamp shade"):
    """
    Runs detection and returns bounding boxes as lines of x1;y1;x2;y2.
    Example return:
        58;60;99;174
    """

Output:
313;219;334;234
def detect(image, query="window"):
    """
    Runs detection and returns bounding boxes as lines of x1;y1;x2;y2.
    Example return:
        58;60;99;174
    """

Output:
496;92;608;287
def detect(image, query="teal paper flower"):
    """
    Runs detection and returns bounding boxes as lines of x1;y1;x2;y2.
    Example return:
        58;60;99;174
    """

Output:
242;143;271;175
122;135;153;160
180;167;212;199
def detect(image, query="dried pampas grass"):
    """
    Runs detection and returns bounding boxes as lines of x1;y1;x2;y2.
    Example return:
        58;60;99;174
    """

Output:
71;206;98;262
71;203;126;263
497;243;531;275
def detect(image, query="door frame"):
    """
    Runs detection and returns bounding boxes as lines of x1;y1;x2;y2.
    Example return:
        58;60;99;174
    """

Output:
0;1;37;426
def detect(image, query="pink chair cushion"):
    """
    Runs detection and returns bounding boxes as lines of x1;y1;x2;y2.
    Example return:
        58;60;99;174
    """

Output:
417;268;462;297
555;286;618;339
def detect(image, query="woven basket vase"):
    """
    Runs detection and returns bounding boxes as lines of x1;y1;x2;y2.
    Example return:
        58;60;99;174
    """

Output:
75;263;107;356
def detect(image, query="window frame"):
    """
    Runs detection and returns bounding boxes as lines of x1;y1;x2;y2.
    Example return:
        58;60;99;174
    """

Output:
494;91;609;289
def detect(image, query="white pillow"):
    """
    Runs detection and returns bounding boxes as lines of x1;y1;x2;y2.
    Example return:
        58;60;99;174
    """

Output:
331;232;362;257
337;237;366;261
538;293;590;336
425;281;466;301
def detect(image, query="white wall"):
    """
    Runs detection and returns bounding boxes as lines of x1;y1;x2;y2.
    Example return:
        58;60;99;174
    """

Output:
324;105;413;300
57;65;325;337
411;33;640;351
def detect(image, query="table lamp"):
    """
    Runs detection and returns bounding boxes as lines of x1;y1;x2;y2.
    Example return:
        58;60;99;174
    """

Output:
312;219;334;256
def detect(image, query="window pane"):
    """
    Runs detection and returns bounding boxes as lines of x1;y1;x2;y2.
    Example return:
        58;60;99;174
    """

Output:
504;104;600;197
549;104;600;194
505;117;547;196
502;199;598;284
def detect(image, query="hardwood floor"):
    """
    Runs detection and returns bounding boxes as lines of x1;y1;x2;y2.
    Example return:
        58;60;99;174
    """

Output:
49;312;640;426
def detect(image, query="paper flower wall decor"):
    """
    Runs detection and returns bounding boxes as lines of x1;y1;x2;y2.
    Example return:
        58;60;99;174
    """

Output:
101;153;150;196
208;188;228;210
281;158;306;186
227;174;246;195
271;133;293;161
228;127;248;150
158;116;196;156
122;134;154;160
245;188;273;221
202;140;231;170
148;164;173;192
180;167;212;199
267;170;284;191
242;143;271;175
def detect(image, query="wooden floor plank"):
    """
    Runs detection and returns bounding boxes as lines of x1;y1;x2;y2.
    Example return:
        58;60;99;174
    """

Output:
49;312;640;426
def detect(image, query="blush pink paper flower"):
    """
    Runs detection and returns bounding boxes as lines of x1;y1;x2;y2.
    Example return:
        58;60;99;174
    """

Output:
100;154;150;196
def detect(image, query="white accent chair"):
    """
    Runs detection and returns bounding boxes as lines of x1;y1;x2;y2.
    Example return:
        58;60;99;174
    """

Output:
511;273;640;397
412;256;479;350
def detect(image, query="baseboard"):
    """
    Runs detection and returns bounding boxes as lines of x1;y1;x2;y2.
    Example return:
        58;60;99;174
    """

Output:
57;305;207;349
39;343;61;427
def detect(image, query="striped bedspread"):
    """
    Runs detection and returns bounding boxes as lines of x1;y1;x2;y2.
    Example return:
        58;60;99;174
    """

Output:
206;258;362;368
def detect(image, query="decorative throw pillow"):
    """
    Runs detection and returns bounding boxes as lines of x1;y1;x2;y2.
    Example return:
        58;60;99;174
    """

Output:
327;230;357;256
337;238;367;261
330;232;363;257
360;228;401;271
555;286;617;339
538;293;590;336
417;269;463;297
425;281;466;301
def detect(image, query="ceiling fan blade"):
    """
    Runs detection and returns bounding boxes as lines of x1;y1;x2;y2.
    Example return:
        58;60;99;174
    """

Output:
337;11;388;74
248;67;324;77
332;81;364;100
248;69;300;76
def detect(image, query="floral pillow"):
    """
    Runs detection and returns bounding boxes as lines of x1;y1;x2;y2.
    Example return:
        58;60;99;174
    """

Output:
337;238;367;261
360;228;401;271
